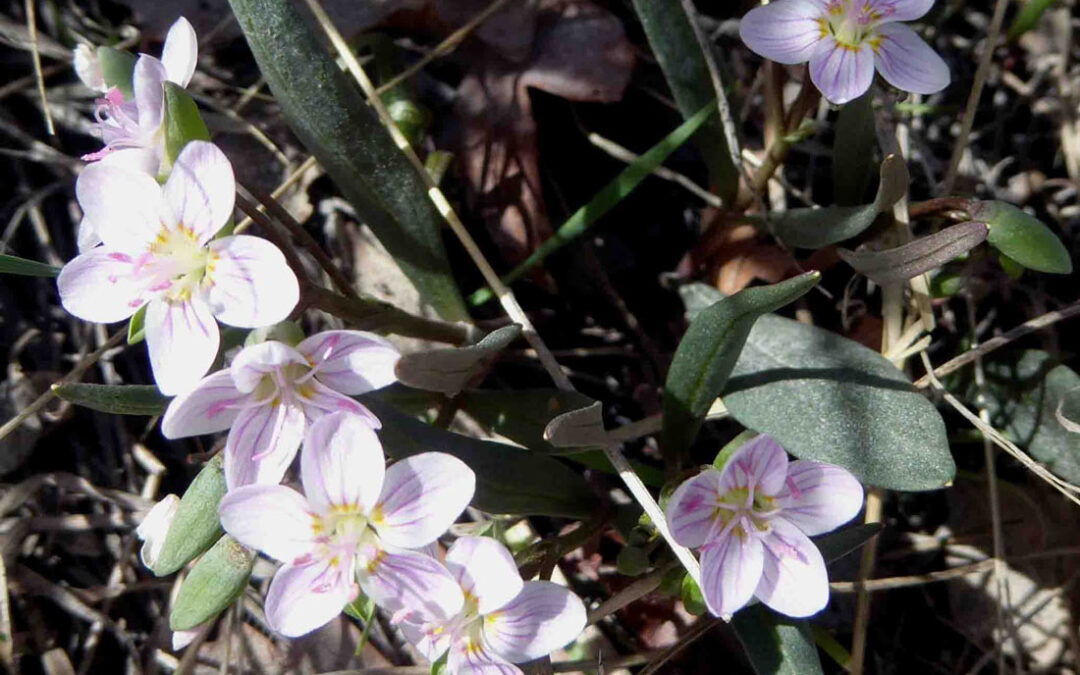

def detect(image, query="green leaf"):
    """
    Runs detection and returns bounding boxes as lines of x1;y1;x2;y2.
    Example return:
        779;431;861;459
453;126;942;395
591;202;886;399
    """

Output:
127;304;147;345
169;535;254;631
228;0;468;321
153;455;228;576
244;321;305;347
972;201;1072;274
813;523;882;563
837;221;988;284
462;389;597;454
680;574;707;616
1007;0;1058;41
0;253;61;277
163;82;211;167
395;325;521;395
565;450;666;487
629;0;738;203
360;397;598;518
832;92;876;206
616;546;651;577
662;272;820;457
469;103;717;306
713;430;757;470
96;47;136;98
53;383;169;416
768;154;909;249
732;605;823;675
343;592;376;623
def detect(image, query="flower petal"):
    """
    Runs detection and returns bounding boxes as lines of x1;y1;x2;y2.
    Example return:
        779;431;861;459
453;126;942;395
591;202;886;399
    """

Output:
265;559;356;637
161;369;247;439
739;0;827;65
700;531;764;619
809;38;875;104
297;330;401;395
73;44;106;92
482;581;586;664
399;620;455;663
445;536;523;615
872;22;950;95
372;452;475;549
357;546;464;623
301;412;386;514
135;494;179;568
223;400;307;489
775;460;864;536
132;55;167;136
449;636;524;675
57;248;148;323
755;517;829;618
76;217;102;252
161;17;198;87
719;435;789;498
206;235;299;328
144;295;219;396
218;484;316;563
229;340;307;393
163;141;234;243
665;467;723;549
75;162;163;255
867;0;935;22
298;379;382;429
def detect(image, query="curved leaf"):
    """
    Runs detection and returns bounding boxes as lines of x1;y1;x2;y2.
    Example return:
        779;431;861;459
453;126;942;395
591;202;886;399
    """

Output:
169;535;254;631
462;388;596;454
153;456;228;576
395;325;521;395
838;221;988;284
732;605;824;675
97;47;136;98
972;201;1072;274
163;82;211;166
53;383;169;416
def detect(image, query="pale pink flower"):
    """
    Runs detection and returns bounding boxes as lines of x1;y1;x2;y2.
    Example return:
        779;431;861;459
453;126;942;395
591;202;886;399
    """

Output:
171;621;211;651
739;0;949;104
402;536;587;675
73;44;107;92
665;435;864;619
218;413;475;637
135;494;180;569
57;141;299;395
162;330;400;489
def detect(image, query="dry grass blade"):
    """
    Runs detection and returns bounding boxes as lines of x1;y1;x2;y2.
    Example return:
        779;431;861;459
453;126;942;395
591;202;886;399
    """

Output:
830;560;997;593
24;0;55;136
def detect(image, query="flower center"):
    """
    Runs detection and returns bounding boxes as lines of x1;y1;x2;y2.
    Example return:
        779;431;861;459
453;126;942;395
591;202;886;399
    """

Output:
251;362;318;407
820;0;883;48
138;224;214;302
714;483;778;540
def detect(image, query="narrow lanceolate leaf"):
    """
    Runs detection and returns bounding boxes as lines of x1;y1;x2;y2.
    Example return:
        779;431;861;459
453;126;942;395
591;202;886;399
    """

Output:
153;456;228;576
732;605;824;675
169;535;254;631
662;272;820;457
96;47;136;98
838;221;989;284
394;325;521;395
163;82;211;166
1007;0;1058;41
53;383;170;416
228;0;468;321
832;92;877;206
630;0;738;203
362;397;597;518
543;401;609;450
470;103;716;306
813;523;883;564
0;253;61;277
971;200;1072;274
769;154;909;249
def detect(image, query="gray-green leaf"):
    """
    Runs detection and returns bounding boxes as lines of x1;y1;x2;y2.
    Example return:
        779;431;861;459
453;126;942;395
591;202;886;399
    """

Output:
169;534;254;631
0;253;61;277
153;455;228;576
53;383;169;416
732;605;824;675
395;325;521;395
462;389;597;454
972;201;1072;274
837;221;988;284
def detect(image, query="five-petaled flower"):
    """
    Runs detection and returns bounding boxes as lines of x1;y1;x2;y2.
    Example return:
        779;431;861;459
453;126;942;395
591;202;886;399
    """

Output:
57;140;300;395
739;0;950;104
162;330;400;488
665;435;864;619
402;536;586;675
218;412;476;637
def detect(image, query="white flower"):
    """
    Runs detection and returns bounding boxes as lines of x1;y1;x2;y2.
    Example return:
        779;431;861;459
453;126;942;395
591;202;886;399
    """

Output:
73;44;107;92
135;494;180;568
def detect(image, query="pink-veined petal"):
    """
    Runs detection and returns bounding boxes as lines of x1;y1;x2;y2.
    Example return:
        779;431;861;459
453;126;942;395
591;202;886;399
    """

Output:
223;400;306;489
206;235;299;328
399;620;455;663
700;531;764;619
75;162;163;254
755;517;829;618
100;146;161;175
665;467;723;549
132;55;167;135
775;460;864;536
719;435;789;498
297;330;401;395
372;452;475;549
229;340;307;393
482;581;586;664
57;248;148;323
160;17;198;87
871;22;950;95
739;0;827;65
867;0;935;22
135;494;178;568
449;636;524;675
301;412;386;514
161;370;247;439
171;621;211;651
144;295;219;396
76;217;102;252
73;44;106;92
298;379;382;429
445;536;523;616
809;38;875;104
265;559;356;638
218;484;316;563
357;546;464;623
163;141;234;243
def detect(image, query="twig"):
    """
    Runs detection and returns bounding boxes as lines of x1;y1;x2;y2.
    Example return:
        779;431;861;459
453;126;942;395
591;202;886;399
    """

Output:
942;0;1010;194
849;488;883;675
234;156;320;234
587;132;723;208
587;564;674;626
24;0;55;136
637;617;722;675
829;560;996;592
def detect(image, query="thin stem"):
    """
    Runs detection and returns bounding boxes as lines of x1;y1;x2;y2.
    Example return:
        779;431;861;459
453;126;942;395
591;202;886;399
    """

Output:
25;0;55;136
